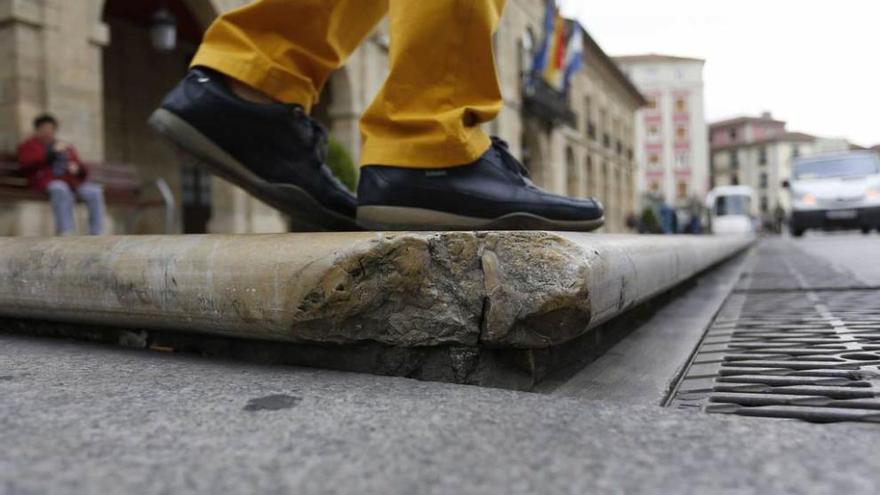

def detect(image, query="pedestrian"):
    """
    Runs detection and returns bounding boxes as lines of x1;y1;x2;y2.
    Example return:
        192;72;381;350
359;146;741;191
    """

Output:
17;114;106;236
149;0;604;232
774;204;786;234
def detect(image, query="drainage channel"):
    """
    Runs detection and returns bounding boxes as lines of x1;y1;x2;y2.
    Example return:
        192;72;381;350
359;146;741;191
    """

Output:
667;239;880;423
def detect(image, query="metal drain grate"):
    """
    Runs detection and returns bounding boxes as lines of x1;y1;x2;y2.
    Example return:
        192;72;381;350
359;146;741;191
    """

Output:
669;241;880;423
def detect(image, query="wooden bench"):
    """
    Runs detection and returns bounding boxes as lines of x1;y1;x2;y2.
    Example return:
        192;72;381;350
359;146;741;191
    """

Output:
0;153;176;234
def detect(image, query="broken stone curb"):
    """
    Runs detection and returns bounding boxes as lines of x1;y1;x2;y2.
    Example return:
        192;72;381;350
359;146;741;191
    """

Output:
0;232;753;349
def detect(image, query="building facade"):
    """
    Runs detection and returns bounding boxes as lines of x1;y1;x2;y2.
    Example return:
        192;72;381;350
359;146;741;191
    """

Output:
709;114;849;220
0;0;641;235
613;54;709;215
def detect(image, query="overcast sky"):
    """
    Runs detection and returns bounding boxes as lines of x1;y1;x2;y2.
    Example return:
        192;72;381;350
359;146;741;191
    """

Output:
559;0;879;147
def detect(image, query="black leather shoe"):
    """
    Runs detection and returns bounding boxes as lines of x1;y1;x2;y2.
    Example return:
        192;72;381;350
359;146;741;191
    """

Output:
357;137;604;231
149;67;358;231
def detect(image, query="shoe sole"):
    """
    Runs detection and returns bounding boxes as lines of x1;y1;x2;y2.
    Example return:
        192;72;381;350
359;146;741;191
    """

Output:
148;108;359;232
357;205;605;232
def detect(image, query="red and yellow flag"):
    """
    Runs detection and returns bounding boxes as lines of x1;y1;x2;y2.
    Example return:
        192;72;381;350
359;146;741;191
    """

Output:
543;9;567;89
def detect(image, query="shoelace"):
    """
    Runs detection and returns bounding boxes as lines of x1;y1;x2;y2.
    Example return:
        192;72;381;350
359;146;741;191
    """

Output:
291;105;354;193
490;136;538;188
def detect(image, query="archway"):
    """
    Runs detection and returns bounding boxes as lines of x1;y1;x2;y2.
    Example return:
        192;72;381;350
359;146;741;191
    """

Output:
101;0;215;233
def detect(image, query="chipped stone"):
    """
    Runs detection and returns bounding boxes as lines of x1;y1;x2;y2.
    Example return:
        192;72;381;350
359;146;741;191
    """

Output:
0;233;753;349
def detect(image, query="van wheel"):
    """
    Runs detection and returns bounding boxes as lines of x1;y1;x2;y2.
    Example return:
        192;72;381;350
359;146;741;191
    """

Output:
862;226;872;235
792;228;805;238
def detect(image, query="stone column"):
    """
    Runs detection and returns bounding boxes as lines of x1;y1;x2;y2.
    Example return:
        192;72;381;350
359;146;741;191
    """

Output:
42;0;108;161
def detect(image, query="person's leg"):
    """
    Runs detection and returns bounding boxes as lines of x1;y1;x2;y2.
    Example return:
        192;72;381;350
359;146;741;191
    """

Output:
355;1;604;231
150;0;388;231
46;180;76;235
360;0;504;168
76;182;106;235
191;0;388;110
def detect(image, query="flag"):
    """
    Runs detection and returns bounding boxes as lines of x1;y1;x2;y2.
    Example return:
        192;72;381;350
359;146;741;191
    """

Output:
531;0;556;74
562;22;584;93
543;10;567;89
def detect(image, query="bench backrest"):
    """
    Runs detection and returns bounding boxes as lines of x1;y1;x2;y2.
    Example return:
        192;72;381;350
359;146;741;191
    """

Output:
0;152;145;202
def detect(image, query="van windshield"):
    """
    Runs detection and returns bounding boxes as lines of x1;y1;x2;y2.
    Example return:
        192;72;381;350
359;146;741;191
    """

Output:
794;155;880;180
715;195;750;216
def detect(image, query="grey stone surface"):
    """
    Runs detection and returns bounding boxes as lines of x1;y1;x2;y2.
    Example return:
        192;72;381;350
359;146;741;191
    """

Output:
0;232;752;349
2;333;880;495
550;250;751;402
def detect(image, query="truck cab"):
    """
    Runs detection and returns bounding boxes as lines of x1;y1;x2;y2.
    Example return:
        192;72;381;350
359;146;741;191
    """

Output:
785;152;880;237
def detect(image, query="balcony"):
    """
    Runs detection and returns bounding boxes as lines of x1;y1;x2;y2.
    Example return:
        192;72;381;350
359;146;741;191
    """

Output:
522;73;576;127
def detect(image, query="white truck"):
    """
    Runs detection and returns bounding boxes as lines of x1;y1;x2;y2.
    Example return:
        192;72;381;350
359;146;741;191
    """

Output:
706;185;758;235
784;151;880;237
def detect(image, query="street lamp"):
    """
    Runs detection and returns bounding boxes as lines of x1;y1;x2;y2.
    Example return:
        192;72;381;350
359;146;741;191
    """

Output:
150;6;178;52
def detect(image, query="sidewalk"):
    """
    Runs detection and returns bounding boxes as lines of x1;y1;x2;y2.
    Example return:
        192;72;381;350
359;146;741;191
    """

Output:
1;330;877;495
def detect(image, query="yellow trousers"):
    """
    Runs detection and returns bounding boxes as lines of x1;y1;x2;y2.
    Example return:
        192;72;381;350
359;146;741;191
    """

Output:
192;0;506;168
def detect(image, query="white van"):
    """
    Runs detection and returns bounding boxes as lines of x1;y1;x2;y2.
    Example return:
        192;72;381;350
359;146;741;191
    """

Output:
785;151;880;237
706;185;757;235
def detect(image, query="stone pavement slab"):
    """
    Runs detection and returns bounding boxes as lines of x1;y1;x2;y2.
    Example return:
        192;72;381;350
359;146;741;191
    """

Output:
2;333;879;495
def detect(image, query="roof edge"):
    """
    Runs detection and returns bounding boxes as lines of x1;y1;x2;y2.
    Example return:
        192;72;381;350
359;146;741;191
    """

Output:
580;26;647;106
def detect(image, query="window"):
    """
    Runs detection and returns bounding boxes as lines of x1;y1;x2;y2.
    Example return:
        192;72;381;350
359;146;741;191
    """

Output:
677;181;688;199
675;125;688;141
649;153;661;166
792;145;801;159
584;96;594;137
760;196;769;213
730;150;739;168
729;128;738;142
758;147;768;165
760;172;768;189
793;154;880;180
646;96;658;110
647;125;661;142
715;195;751;216
675;153;689;169
674;96;687;113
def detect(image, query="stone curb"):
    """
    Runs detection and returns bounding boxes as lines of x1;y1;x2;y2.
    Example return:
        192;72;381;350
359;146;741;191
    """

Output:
0;232;753;349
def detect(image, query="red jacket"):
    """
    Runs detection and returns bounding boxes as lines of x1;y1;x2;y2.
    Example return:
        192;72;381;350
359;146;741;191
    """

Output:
17;137;89;192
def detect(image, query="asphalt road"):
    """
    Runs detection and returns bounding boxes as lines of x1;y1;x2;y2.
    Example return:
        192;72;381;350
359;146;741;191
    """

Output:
793;230;880;285
2;233;880;495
